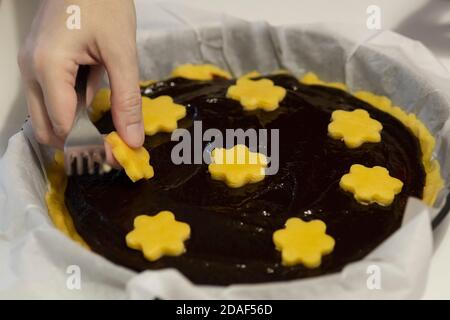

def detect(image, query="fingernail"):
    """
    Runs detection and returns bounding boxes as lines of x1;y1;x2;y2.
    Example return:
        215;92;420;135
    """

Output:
126;121;144;147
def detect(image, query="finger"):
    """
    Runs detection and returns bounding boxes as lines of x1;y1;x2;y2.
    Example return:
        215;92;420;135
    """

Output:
25;81;64;148
102;45;144;148
37;59;78;140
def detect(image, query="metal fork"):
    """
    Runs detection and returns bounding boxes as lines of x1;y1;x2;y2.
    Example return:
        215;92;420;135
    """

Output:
64;65;106;176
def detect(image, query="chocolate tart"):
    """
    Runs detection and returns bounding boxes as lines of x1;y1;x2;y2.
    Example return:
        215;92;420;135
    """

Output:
48;72;442;285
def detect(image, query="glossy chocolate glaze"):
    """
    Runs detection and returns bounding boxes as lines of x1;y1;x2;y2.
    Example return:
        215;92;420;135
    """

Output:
65;74;425;285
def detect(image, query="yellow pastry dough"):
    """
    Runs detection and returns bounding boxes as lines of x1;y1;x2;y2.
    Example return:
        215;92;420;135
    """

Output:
141;96;186;135
340;164;403;206
208;144;268;188
139;80;156;88
105;132;154;182
226;78;286;112
126;211;191;261
239;71;262;79
171;64;232;80
328;109;383;148
301;72;348;91
89;88;111;122
45;151;89;248
273;218;335;268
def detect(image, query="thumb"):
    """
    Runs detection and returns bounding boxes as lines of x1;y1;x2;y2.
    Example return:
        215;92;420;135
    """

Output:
103;49;144;148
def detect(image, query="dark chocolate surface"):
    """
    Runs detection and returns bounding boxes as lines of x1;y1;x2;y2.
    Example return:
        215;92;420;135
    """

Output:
65;74;425;285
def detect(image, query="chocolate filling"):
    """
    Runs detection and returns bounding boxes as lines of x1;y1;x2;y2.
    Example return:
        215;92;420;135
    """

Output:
65;74;425;285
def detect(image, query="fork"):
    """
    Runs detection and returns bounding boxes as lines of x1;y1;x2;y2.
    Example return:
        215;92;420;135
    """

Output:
64;65;107;176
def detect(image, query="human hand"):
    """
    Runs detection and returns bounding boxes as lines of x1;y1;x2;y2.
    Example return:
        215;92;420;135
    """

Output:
18;0;144;158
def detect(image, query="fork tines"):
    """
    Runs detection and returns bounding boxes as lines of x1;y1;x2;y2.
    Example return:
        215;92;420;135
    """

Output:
63;65;107;176
64;146;106;176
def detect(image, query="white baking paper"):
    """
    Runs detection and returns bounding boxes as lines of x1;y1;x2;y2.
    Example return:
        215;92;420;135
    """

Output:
0;1;449;299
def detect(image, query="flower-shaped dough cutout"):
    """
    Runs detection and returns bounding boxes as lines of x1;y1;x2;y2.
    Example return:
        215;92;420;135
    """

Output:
208;144;268;188
227;78;286;112
142;96;187;135
105;131;154;182
89;88;111;122
340;164;403;206
328;109;383;148
171;64;232;80
273;218;335;268
126;211;191;261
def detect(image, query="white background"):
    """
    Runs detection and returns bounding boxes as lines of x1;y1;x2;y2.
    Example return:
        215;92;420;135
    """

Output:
0;0;449;299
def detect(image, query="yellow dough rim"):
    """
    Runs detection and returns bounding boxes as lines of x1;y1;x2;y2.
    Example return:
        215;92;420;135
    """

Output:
45;72;444;247
45;152;89;248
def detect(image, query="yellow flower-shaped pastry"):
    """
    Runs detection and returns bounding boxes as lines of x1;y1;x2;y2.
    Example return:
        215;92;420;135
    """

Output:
226;78;286;112
273;218;335;268
126;211;191;261
142;96;186;135
328;109;383;148
105;132;154;182
89;88;111;122
340;164;403;206
208;144;268;188
171;64;231;80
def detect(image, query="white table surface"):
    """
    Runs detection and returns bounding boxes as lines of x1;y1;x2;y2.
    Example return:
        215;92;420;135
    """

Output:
0;0;449;299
